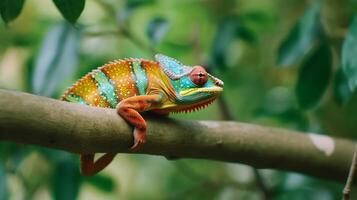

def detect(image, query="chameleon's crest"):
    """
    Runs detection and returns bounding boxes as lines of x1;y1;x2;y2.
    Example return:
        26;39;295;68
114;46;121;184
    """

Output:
155;54;193;80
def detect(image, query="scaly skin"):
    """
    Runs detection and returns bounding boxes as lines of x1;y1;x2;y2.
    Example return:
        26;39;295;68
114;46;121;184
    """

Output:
61;54;224;176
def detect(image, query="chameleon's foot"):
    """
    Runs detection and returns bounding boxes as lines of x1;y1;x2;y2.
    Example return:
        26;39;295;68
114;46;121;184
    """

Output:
80;153;116;176
130;128;146;151
116;94;162;151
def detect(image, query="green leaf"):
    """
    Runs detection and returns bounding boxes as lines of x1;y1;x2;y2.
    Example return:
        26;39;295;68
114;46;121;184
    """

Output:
52;155;81;200
277;2;321;67
0;0;25;24
146;17;169;45
52;0;85;24
32;22;81;97
342;15;357;92
83;174;116;193
296;41;332;110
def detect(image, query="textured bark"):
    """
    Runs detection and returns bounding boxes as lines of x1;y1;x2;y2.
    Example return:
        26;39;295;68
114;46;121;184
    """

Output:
0;89;355;183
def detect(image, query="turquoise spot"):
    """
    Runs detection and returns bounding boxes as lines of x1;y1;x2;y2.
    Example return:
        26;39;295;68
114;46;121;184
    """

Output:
132;61;148;95
171;76;196;93
170;79;180;93
170;76;199;100
65;94;87;105
92;71;118;108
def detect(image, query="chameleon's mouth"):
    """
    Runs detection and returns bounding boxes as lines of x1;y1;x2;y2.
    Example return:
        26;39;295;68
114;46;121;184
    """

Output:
179;86;223;97
170;96;218;114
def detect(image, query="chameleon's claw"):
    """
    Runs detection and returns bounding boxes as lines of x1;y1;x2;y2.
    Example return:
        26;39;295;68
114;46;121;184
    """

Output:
130;128;146;151
130;140;145;151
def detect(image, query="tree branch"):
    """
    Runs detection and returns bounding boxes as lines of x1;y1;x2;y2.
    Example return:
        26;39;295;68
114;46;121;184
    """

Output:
0;89;354;183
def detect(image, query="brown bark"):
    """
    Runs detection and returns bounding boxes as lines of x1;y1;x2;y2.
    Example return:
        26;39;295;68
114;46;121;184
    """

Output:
0;89;354;184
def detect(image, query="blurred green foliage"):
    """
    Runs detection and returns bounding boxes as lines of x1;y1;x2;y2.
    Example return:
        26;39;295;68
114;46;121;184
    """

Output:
0;0;357;199
342;15;357;93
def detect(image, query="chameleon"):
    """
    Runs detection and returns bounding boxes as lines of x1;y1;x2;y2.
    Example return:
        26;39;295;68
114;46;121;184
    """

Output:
61;54;224;176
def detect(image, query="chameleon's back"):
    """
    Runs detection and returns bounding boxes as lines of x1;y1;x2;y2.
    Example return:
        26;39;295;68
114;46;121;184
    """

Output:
61;59;163;108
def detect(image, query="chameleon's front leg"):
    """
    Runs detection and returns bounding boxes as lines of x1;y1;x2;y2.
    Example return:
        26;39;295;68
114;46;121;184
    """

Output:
80;94;162;176
116;94;163;151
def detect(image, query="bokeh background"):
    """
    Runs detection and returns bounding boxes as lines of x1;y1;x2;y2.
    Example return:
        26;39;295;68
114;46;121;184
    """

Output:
0;0;357;199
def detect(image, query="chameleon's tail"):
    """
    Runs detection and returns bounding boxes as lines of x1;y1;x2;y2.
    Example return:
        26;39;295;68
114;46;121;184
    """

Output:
80;153;117;176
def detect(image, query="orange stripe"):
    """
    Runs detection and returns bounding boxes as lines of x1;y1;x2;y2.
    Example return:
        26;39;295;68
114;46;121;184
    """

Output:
70;75;109;107
100;61;138;101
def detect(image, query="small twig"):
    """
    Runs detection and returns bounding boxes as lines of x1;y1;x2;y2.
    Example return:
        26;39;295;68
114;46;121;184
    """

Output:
342;144;357;200
95;0;116;17
83;30;120;37
120;27;156;54
95;0;156;55
252;168;272;200
217;95;235;120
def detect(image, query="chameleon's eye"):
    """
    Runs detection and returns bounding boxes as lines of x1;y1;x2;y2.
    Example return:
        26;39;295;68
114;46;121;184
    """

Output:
189;66;208;86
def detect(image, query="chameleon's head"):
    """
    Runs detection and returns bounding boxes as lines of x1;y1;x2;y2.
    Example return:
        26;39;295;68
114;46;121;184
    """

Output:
175;65;223;103
155;54;224;113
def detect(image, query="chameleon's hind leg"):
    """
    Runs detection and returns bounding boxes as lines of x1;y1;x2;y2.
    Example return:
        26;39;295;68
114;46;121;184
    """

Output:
116;94;163;151
80;153;116;176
